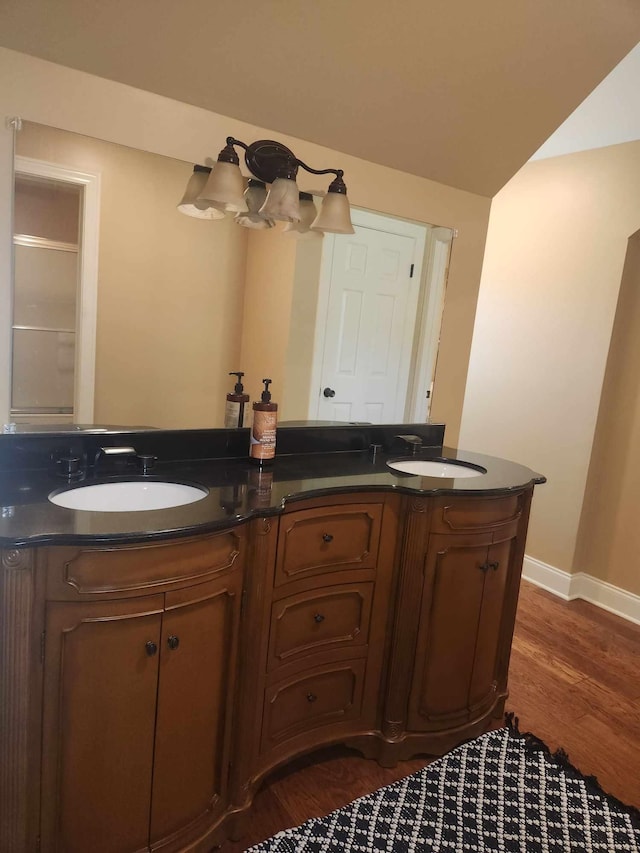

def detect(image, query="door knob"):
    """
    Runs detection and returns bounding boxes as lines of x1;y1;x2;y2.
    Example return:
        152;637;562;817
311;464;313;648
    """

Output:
323;387;336;398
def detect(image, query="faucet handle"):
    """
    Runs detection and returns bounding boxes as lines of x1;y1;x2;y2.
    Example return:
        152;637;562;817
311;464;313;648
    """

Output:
137;454;157;475
58;456;83;480
394;434;423;455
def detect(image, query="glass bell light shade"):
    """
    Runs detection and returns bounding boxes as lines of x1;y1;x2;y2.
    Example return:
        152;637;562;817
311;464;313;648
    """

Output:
259;177;301;222
197;159;247;213
177;166;226;219
311;176;355;234
284;193;322;237
236;180;275;230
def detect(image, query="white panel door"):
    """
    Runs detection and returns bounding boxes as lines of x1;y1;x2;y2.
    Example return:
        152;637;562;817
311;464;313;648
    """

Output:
315;220;422;423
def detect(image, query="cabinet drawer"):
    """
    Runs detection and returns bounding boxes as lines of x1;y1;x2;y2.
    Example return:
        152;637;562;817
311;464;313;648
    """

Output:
430;494;523;534
262;660;366;751
275;504;382;586
45;529;243;598
267;583;373;672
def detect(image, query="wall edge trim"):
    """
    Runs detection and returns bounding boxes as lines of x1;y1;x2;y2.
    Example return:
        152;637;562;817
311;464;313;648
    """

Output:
522;555;640;626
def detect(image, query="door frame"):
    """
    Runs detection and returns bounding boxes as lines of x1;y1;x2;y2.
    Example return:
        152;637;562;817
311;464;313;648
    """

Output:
13;156;100;424
406;226;454;422
308;208;445;422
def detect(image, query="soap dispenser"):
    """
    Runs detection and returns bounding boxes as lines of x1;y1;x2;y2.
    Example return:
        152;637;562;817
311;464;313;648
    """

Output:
249;378;278;464
224;371;250;428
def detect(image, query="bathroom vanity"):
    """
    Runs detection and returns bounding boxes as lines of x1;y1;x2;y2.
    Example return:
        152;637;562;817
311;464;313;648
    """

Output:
0;424;544;853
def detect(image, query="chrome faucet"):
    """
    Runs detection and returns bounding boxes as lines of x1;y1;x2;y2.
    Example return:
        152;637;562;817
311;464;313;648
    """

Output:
395;434;423;455
93;446;157;475
94;445;138;470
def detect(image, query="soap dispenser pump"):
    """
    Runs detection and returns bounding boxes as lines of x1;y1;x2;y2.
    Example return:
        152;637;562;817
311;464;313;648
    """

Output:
224;371;250;428
249;378;278;464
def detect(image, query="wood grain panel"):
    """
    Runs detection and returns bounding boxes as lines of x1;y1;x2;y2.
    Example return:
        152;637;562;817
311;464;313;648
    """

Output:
382;497;432;739
267;584;373;671
41;595;164;853
430;494;523;534
275;504;382;586
262;660;366;751
46;529;242;597
0;549;36;853
150;575;242;846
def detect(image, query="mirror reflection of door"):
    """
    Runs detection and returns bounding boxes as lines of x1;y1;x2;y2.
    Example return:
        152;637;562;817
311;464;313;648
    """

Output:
311;210;451;423
11;157;99;427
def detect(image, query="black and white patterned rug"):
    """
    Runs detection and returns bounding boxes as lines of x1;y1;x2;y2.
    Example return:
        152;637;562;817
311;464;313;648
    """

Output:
248;716;640;852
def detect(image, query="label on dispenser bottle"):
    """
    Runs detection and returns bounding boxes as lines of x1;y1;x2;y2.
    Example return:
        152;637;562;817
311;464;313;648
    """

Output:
224;400;241;428
249;410;276;462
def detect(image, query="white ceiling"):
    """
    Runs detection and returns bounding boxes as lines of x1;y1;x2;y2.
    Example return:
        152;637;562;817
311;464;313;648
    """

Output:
533;42;640;160
1;1;639;197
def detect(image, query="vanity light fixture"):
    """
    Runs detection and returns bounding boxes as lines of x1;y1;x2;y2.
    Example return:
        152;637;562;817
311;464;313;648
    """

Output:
283;192;323;238
235;179;275;230
177;165;226;220
179;137;355;235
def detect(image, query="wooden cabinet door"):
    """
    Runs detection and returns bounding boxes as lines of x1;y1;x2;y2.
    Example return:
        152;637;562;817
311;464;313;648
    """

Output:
468;537;513;712
41;595;164;853
407;532;515;731
150;571;243;846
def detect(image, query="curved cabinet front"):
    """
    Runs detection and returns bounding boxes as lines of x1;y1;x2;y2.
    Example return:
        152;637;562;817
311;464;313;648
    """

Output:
0;487;536;853
39;529;245;853
42;595;164;853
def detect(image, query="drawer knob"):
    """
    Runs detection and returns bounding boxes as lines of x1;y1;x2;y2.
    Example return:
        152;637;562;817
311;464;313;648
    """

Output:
145;641;158;657
322;533;334;543
306;692;317;703
313;612;325;623
167;635;180;650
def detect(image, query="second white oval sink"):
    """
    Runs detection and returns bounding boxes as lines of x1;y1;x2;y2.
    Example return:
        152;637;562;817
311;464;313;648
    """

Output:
387;459;486;478
49;480;208;512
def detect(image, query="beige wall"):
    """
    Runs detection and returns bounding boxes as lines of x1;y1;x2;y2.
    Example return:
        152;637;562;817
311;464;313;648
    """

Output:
240;227;297;411
460;142;640;590
17;122;248;429
242;229;325;422
574;232;640;595
0;47;491;440
282;238;325;421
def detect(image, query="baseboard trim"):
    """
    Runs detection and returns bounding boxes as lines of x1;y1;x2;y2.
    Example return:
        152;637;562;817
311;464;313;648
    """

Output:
522;555;573;599
522;555;640;626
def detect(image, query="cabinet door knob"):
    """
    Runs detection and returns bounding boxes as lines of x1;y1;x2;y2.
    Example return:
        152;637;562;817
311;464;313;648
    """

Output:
145;641;158;656
167;635;180;650
489;561;500;571
479;560;500;573
313;613;325;623
322;533;333;543
306;692;317;703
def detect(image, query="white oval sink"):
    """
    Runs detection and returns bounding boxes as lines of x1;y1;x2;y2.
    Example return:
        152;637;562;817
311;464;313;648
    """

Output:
49;481;208;512
387;459;486;478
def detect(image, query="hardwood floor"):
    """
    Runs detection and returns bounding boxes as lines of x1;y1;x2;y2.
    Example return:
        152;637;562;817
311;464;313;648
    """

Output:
224;581;640;850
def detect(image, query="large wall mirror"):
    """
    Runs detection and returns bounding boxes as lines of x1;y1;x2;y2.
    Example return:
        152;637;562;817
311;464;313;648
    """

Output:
10;120;453;431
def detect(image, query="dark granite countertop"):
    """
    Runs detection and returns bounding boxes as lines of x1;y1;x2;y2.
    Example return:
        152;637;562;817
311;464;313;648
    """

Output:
0;444;545;548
